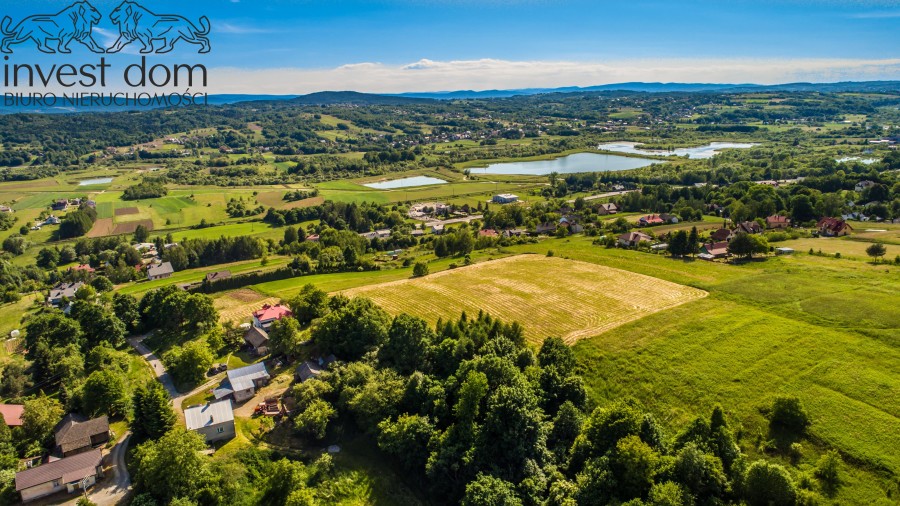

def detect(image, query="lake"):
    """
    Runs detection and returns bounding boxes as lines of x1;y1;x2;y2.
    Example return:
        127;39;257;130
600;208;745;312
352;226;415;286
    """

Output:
363;176;447;189
597;141;758;159
78;177;113;186
467;153;657;176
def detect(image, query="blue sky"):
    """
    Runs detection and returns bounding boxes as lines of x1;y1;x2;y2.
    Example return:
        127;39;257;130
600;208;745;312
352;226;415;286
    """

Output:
2;0;899;93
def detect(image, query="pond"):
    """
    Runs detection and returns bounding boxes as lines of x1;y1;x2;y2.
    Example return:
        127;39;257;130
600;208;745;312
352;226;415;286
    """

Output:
836;157;878;165
597;141;758;159
363;175;447;189
466;153;658;176
78;177;114;186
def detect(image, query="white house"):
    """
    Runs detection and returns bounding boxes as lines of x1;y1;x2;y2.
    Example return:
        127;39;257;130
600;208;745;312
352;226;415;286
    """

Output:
185;399;235;443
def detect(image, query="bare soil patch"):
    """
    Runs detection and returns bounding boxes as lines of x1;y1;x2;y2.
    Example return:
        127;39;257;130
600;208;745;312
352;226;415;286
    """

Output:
112;219;153;235
87;218;115;238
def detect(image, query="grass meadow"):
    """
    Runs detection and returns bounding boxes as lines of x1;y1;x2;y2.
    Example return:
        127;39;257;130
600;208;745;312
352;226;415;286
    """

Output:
247;235;900;503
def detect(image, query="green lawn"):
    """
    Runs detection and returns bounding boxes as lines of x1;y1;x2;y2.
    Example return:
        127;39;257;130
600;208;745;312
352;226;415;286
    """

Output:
117;256;290;296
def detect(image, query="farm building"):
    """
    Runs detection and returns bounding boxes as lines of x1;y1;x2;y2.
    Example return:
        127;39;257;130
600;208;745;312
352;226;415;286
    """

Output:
775;247;795;255
295;355;337;382
492;194;519;204
220;363;271;402
54;414;110;457
15;449;103;503
185;399;235;443
252;303;293;330
244;326;270;356
147;262;174;281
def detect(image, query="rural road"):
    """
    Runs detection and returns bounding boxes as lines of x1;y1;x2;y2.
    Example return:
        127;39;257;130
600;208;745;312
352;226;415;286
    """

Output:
424;214;484;227
127;334;224;420
566;189;637;204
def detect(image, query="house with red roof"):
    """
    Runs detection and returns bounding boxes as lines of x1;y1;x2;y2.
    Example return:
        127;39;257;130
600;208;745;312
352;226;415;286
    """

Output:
70;264;95;274
766;215;791;229
478;229;498;238
0;404;24;427
252;304;293;330
709;228;734;242
700;242;730;260
817;217;853;237
638;214;665;226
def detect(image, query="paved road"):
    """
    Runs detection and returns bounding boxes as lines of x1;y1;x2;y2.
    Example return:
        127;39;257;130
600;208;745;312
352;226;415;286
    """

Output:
128;335;178;398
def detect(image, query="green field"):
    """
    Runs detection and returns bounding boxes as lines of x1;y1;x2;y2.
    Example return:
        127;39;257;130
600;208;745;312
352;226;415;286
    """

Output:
246;236;900;503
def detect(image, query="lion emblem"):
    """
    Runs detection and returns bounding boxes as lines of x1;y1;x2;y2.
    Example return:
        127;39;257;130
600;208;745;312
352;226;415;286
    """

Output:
0;1;105;54
107;1;210;54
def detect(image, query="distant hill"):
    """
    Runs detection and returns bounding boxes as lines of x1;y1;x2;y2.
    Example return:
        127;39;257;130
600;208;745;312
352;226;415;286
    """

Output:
243;91;435;106
2;82;898;114
391;81;900;99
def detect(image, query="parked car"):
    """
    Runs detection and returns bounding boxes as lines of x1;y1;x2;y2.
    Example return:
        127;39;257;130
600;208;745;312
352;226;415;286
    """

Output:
207;363;228;376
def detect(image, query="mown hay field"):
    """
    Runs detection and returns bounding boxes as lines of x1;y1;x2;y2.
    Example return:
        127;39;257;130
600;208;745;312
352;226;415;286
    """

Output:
342;254;707;345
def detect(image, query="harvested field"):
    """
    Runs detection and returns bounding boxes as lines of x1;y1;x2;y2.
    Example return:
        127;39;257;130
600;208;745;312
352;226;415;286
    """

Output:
87;218;115;237
112;219;153;235
115;207;140;216
283;196;324;209
343;255;707;345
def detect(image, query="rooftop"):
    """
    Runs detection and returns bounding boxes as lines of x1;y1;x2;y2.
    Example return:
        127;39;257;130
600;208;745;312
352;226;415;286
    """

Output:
0;404;24;426
16;449;102;491
148;262;174;277
252;304;292;323
55;415;109;454
185;399;234;431
226;362;270;392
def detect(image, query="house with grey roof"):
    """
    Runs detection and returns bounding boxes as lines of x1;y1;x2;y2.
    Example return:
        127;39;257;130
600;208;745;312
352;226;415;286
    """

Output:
185;399;235;443
47;282;84;307
147;261;175;281
15;448;103;503
54;415;110;457
219;363;270;402
244;326;270;356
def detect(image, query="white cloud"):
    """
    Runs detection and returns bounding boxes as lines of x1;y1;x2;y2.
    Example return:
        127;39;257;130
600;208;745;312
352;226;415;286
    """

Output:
199;57;900;94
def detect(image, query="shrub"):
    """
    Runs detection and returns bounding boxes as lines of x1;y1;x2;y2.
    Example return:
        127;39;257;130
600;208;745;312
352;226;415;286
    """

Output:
814;450;842;491
768;396;810;434
412;261;429;278
744;460;797;506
